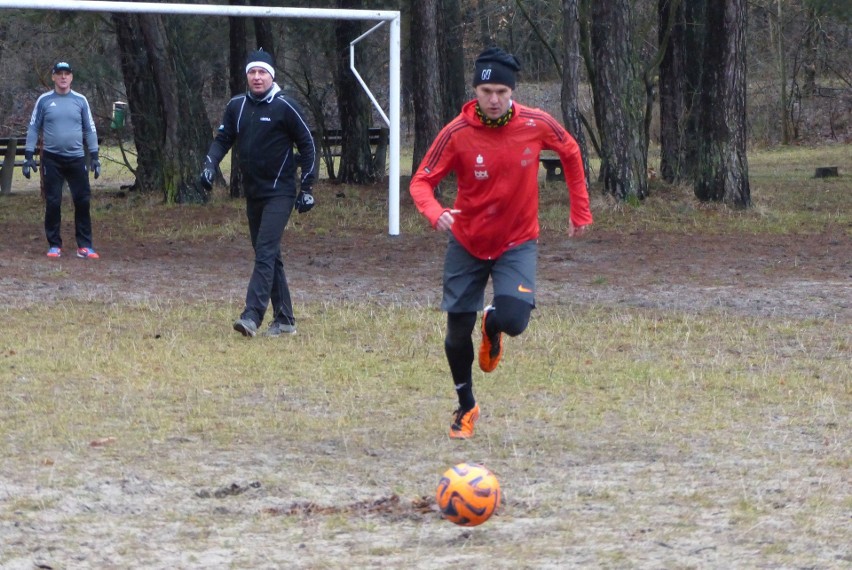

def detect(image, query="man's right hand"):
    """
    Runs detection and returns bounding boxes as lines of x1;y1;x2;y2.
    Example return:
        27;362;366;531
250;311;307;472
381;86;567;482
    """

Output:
21;153;36;180
435;209;461;232
198;160;215;191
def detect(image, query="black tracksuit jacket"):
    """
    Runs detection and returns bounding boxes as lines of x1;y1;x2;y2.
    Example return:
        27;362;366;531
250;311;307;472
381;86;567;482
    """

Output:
206;83;316;199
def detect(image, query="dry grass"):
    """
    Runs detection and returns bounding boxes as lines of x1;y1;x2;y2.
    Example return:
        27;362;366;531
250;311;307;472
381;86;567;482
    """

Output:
0;145;850;568
1;301;849;567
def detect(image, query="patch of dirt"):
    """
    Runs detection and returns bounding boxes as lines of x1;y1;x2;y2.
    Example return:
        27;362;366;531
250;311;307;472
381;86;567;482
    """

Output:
0;197;848;322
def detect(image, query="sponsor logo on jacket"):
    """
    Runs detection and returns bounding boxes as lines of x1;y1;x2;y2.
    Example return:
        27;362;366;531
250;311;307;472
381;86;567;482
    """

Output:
474;153;489;180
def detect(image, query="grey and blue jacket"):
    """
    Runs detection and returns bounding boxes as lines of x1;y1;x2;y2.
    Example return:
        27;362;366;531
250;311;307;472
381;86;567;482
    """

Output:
26;89;98;158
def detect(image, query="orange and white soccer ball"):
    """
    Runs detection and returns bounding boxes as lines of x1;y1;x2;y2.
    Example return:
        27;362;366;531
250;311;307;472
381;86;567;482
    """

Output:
435;462;501;526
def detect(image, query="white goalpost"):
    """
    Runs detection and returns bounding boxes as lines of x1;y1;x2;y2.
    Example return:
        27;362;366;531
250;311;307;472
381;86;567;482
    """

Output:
0;0;403;236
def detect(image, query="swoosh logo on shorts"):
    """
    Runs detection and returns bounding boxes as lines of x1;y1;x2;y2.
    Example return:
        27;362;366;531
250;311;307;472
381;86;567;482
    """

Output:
518;284;533;293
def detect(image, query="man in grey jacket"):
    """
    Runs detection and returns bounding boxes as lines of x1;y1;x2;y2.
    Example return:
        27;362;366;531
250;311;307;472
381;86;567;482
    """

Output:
24;61;101;259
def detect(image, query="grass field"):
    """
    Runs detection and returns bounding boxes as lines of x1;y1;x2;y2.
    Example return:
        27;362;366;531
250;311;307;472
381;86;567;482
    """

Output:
0;145;849;568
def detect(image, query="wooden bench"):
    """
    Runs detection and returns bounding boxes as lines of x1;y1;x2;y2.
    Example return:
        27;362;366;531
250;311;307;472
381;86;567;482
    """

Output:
0;137;101;194
314;127;389;178
539;156;564;182
0;136;36;195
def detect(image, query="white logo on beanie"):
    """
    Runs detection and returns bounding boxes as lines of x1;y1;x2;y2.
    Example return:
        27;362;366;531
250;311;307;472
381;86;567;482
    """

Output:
481;69;492;81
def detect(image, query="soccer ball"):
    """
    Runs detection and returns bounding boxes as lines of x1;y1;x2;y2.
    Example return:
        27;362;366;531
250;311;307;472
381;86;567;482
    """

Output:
435;462;501;526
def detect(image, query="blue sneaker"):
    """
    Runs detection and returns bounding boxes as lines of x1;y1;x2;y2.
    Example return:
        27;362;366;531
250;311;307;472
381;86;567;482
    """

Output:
76;247;100;259
46;247;62;258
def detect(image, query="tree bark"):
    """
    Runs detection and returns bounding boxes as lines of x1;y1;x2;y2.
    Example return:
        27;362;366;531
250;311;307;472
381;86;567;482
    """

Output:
695;0;750;206
334;0;376;184
561;0;591;185
113;13;214;203
227;0;248;198
410;0;444;174
773;0;791;144
658;0;704;183
113;13;165;195
438;0;466;124
591;0;648;200
253;16;276;63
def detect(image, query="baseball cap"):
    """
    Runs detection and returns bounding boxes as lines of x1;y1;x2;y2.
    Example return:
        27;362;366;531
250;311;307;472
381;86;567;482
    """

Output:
53;61;73;74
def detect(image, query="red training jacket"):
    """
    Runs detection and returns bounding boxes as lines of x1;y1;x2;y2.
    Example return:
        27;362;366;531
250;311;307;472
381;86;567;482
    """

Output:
410;100;592;260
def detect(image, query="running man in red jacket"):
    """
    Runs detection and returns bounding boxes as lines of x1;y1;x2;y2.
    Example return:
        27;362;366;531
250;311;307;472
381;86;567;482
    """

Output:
410;47;593;439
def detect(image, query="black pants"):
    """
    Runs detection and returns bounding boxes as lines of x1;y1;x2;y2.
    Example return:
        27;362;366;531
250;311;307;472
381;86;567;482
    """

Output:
242;194;296;327
42;152;93;249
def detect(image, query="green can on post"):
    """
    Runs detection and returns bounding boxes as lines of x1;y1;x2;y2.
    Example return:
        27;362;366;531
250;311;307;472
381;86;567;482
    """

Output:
110;101;127;129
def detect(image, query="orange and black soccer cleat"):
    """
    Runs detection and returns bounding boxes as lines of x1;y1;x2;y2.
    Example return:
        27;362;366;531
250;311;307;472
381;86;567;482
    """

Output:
449;404;480;439
478;305;503;372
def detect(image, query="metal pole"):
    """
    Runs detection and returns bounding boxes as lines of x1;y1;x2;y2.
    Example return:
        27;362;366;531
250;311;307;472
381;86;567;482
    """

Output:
0;0;396;21
388;16;401;237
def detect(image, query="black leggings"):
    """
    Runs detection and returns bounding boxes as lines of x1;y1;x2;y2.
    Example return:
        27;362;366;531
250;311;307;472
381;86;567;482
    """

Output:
445;295;532;387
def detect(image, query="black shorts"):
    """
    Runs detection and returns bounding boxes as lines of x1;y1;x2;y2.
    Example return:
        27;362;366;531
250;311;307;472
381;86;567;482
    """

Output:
441;235;537;313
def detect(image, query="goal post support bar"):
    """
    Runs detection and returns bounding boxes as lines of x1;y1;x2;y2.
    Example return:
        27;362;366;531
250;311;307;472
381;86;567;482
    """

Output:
0;0;403;236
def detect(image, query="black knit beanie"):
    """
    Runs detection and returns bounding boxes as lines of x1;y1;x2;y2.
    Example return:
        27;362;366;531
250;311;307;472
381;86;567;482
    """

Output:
245;49;275;78
472;47;521;89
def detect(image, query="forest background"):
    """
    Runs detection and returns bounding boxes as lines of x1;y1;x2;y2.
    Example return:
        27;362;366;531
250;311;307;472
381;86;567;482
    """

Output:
0;0;849;206
0;3;849;567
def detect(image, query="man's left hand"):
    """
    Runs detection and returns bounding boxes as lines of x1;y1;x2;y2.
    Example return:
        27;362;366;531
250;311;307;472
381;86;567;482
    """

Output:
295;187;315;214
91;155;101;180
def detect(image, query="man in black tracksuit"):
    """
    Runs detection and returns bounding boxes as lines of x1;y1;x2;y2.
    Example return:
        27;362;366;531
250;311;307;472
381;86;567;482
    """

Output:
200;49;316;338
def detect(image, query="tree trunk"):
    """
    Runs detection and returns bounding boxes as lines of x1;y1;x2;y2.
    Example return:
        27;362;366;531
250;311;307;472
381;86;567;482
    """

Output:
801;5;819;96
138;14;184;202
334;0;375;184
113;13;165;195
658;0;704;183
253;16;276;63
773;0;791;144
658;0;681;182
591;0;648;201
695;0;750;207
141;14;213;203
561;0;591;185
439;0;466;124
113;13;213;203
681;0;705;180
228;0;248;198
410;0;444;174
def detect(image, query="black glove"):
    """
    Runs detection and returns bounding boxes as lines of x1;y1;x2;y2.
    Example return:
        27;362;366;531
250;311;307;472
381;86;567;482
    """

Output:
90;152;101;180
198;159;215;191
295;186;315;214
22;152;36;180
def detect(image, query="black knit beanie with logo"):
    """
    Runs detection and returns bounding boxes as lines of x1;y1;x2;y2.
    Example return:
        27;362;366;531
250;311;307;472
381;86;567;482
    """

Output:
472;47;521;89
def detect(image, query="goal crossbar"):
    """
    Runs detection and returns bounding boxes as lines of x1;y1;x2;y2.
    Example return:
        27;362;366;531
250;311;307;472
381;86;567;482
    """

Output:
0;0;403;235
